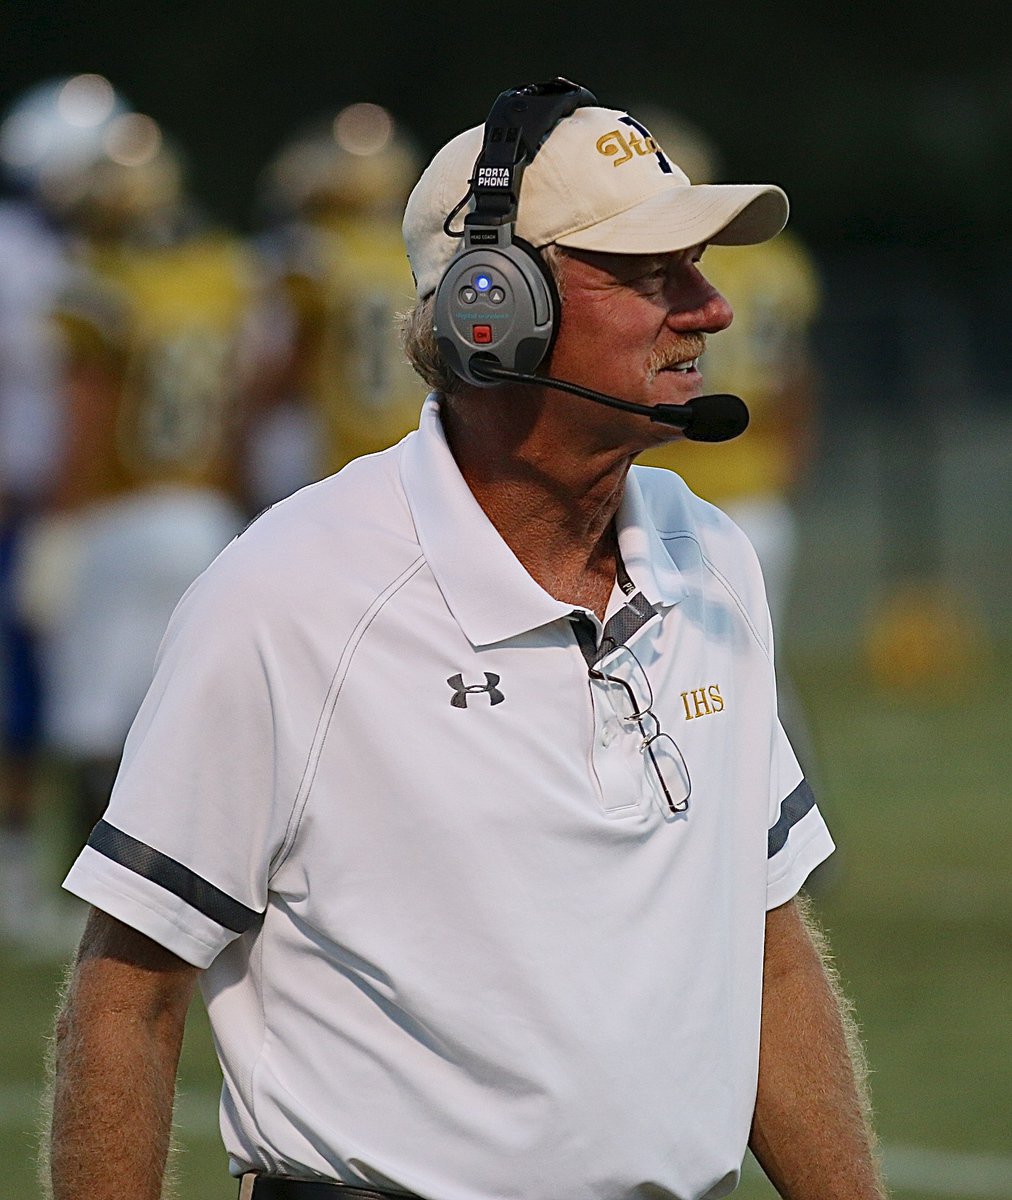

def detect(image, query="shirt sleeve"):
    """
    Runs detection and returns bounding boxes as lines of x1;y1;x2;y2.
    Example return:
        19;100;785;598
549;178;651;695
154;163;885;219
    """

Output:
765;719;835;909
63;543;322;967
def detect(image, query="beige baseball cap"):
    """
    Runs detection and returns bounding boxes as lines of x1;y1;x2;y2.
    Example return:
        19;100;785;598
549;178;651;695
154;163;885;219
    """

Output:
403;105;789;298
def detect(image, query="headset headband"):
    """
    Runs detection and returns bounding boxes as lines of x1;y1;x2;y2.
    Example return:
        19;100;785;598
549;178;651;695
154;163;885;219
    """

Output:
434;78;598;387
465;78;598;229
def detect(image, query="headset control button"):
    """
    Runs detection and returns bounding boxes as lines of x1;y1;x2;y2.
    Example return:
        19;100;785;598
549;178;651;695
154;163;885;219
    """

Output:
459;286;477;304
472;324;493;344
488;287;505;304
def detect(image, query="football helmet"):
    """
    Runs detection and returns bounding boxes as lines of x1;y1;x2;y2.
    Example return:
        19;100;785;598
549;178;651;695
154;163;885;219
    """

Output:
0;74;131;198
258;103;421;222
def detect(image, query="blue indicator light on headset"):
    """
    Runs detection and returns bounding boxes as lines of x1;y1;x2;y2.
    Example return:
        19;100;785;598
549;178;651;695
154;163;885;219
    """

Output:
474;274;492;292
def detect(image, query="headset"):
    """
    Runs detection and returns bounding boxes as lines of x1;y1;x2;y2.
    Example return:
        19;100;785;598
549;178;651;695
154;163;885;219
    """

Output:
433;78;594;387
430;78;749;444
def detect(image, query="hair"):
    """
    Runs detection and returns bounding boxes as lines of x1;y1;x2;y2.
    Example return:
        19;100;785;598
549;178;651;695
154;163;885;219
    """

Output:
398;242;568;397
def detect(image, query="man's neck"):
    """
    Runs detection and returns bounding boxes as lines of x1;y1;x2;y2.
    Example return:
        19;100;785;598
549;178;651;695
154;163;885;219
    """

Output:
440;391;633;621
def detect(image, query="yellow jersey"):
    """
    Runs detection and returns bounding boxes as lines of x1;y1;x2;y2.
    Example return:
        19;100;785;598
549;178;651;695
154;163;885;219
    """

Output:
53;229;254;505
639;231;821;503
271;213;423;472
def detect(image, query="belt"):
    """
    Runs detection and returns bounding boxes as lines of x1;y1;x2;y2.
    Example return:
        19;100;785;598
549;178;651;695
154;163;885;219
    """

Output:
240;1175;423;1200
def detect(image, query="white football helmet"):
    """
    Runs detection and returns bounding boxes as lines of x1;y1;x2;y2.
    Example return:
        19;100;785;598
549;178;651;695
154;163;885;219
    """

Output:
0;74;131;198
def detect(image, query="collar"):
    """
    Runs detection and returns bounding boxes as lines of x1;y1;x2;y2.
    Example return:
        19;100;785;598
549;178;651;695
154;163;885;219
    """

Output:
615;465;688;612
399;395;685;648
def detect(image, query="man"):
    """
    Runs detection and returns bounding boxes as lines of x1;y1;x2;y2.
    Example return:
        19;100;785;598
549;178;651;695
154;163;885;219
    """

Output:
50;85;886;1200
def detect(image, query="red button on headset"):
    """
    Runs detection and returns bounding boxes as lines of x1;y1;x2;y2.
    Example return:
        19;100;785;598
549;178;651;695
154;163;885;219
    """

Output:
472;324;493;344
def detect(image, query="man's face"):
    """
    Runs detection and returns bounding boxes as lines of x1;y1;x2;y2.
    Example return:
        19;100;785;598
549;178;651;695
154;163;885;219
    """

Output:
545;245;733;444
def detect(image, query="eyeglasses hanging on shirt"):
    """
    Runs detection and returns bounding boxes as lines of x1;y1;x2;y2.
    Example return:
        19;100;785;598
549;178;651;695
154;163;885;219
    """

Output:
589;638;691;816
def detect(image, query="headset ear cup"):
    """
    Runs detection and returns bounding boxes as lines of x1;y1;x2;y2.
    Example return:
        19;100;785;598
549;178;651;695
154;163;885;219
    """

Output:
511;237;561;358
432;241;559;386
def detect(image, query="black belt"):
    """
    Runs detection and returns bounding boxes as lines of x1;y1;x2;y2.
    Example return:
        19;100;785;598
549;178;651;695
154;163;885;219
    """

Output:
241;1176;423;1200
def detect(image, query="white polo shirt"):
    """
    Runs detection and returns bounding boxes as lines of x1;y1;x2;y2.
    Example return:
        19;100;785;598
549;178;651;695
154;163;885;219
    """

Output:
65;395;833;1200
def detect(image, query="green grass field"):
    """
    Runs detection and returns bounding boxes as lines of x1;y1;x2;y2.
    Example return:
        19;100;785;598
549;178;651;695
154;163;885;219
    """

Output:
4;648;1011;1199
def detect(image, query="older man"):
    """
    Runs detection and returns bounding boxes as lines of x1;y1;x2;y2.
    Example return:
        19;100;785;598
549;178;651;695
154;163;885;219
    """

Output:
51;82;885;1200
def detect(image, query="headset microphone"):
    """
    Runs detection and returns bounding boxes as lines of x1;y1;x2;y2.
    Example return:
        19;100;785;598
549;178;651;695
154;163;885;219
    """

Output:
471;360;749;443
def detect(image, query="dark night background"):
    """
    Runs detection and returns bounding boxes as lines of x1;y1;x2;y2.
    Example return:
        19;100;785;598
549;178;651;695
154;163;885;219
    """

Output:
3;0;1011;629
4;1;1011;252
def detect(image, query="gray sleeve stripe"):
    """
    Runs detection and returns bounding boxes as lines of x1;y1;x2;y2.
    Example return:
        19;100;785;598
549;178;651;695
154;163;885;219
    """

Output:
767;779;817;858
87;819;260;934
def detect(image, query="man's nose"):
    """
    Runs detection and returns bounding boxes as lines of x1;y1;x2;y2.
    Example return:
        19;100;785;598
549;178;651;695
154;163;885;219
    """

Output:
697;288;733;334
666;278;733;335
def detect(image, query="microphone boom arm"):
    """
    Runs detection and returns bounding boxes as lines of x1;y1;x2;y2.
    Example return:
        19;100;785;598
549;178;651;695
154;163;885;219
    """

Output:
469;359;749;443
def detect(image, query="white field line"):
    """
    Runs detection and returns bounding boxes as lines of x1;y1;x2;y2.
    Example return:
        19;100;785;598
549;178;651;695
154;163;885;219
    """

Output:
745;1146;1012;1198
881;1145;1012;1199
0;1083;221;1142
4;1084;1010;1197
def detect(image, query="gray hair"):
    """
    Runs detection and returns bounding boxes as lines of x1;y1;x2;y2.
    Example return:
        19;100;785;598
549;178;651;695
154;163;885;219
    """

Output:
399;243;568;397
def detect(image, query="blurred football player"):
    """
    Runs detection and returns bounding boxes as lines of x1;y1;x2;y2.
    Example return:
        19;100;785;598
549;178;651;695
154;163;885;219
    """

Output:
23;104;254;856
634;110;822;632
629;110;825;813
244;102;423;507
0;76;113;944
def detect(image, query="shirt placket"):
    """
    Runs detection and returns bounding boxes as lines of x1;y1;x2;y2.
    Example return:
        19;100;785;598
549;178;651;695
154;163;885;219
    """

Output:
570;609;653;816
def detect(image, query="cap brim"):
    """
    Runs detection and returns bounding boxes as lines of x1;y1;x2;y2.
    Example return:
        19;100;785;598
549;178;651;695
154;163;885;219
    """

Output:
552;183;788;254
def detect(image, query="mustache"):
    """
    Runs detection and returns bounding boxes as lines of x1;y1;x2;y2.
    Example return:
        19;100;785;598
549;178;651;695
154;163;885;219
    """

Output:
645;333;708;382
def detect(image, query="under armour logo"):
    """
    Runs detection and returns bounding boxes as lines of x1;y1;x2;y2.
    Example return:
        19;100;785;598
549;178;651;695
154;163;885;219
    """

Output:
447;672;505;708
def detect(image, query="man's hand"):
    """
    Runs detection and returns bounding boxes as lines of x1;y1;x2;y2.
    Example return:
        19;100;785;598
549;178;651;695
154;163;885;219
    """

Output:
48;908;199;1200
750;894;887;1200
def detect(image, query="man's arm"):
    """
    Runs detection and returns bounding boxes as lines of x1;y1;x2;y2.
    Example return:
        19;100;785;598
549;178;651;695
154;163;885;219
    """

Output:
750;893;887;1200
48;907;200;1200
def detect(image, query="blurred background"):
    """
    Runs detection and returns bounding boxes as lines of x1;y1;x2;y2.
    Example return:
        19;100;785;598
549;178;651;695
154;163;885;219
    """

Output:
1;2;1010;1198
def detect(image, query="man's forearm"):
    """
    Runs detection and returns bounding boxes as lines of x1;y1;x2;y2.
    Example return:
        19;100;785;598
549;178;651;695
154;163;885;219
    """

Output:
47;912;196;1200
750;895;886;1200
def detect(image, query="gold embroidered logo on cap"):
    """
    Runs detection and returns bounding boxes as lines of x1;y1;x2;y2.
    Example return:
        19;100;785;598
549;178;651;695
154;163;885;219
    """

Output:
596;128;660;167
